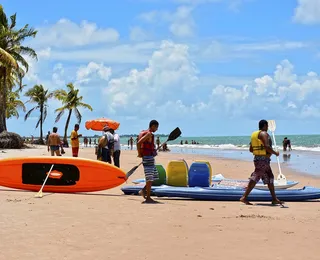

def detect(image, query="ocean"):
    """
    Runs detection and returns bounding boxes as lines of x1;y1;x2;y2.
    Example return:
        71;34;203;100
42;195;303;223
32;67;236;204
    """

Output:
83;134;320;152
80;134;320;176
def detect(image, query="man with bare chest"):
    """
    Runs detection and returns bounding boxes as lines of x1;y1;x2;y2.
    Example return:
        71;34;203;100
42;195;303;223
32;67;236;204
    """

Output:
47;127;62;156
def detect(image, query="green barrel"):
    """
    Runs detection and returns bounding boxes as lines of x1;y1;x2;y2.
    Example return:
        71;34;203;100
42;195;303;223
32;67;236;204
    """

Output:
152;164;166;186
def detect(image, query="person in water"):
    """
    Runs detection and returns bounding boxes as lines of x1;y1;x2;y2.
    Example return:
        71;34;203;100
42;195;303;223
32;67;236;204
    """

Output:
137;120;159;203
283;137;292;151
240;119;283;205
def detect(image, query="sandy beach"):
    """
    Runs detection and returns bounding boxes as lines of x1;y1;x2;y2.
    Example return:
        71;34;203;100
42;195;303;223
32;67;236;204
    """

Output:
0;146;320;260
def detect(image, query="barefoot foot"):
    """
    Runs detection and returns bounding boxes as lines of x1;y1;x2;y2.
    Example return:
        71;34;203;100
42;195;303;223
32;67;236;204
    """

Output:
240;197;253;205
138;187;147;199
272;199;284;205
142;198;158;204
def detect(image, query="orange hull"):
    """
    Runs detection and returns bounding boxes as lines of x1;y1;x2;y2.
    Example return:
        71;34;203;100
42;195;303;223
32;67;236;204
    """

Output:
0;157;126;193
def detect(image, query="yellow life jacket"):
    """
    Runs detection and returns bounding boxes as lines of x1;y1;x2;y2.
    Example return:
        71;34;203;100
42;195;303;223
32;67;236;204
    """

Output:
251;130;267;156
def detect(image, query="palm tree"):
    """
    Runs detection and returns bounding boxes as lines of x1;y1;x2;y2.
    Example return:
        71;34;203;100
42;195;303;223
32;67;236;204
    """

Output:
6;88;26;119
54;83;93;146
0;5;37;133
24;85;54;144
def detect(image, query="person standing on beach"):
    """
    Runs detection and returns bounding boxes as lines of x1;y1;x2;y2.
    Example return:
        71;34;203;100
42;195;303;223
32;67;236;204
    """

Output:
137;120;159;204
47;127;62;156
70;124;82;157
240;119;283;205
129;136;134;150
156;136;160;149
98;125;114;163
112;130;121;168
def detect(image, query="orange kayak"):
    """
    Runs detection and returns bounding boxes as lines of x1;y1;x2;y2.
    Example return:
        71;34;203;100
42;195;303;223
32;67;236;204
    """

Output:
0;156;126;193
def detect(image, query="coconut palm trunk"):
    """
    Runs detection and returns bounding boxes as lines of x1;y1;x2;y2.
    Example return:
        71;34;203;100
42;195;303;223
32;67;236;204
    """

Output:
39;104;44;143
63;109;73;146
0;69;7;133
54;83;93;147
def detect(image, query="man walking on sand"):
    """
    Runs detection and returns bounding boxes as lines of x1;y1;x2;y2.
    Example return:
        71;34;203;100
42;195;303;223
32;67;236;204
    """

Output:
70;124;82;157
137;120;159;204
47;127;62;156
240;119;283;205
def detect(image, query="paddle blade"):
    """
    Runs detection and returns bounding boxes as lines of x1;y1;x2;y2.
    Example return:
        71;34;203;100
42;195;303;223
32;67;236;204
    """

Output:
34;191;43;198
126;164;140;179
268;120;276;132
167;127;182;141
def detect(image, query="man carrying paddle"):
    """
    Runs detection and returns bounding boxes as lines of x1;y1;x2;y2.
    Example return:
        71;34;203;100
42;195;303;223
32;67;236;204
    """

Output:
240;119;283;205
137;120;159;203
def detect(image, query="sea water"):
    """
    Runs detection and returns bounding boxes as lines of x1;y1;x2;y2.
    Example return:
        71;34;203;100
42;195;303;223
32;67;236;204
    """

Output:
79;134;320;176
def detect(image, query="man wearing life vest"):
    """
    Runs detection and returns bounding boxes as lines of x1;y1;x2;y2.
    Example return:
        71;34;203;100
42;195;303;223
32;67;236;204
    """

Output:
137;120;159;203
240;119;283;205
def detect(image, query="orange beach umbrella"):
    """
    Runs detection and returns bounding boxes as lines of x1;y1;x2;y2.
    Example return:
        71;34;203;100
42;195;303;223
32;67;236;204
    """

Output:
85;118;120;131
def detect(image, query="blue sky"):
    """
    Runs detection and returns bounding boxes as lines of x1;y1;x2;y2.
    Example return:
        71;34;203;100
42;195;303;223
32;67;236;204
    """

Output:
2;0;320;137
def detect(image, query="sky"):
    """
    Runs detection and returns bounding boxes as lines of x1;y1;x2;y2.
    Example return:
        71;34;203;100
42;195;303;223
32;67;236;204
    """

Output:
2;0;320;137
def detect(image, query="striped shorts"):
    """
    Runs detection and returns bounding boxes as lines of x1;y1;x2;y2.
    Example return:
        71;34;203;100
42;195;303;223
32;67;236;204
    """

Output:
142;156;159;182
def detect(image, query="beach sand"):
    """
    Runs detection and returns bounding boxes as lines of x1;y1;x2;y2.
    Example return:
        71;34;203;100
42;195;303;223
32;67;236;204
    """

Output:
0;146;320;260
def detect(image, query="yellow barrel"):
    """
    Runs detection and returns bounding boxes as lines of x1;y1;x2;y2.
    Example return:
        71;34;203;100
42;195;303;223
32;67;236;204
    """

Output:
166;159;188;187
194;160;212;185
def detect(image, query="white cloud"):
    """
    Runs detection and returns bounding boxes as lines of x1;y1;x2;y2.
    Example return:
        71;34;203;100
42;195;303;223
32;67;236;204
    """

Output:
49;42;158;63
138;6;196;37
169;6;195;37
37;47;51;59
138;11;162;23
33;19;119;48
207;60;320;119
293;0;320;24
52;63;66;87
100;41;320;120
76;62;112;84
103;40;198;115
234;41;308;51
198;40;311;62
130;26;150;42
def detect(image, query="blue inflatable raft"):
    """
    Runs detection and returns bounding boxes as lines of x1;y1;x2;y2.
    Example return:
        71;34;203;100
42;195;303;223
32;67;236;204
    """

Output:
121;185;320;201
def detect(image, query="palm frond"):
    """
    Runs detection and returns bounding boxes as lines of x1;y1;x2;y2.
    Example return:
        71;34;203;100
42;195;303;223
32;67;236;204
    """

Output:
0;47;18;69
78;102;93;111
0;5;9;28
73;108;82;124
10;52;29;72
15;26;37;42
53;89;68;101
43;106;48;122
19;46;37;61
55;110;65;123
24;106;39;121
35;117;41;129
54;105;69;113
9;13;16;29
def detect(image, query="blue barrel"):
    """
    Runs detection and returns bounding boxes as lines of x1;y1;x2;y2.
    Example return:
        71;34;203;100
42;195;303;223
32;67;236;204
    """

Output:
188;162;210;187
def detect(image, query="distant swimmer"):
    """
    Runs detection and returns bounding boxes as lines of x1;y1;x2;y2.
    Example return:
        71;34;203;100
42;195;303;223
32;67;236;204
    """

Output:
240;119;283;206
282;137;292;152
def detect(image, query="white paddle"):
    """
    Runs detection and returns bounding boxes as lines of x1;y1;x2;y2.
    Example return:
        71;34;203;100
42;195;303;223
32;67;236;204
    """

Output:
267;120;287;185
35;164;54;198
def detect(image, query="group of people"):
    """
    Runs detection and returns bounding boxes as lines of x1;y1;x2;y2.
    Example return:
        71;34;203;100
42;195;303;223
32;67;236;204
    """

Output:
46;118;286;205
96;125;121;168
283;137;292;151
46;124;83;157
46;124;121;168
180;140;199;145
136;119;285;205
